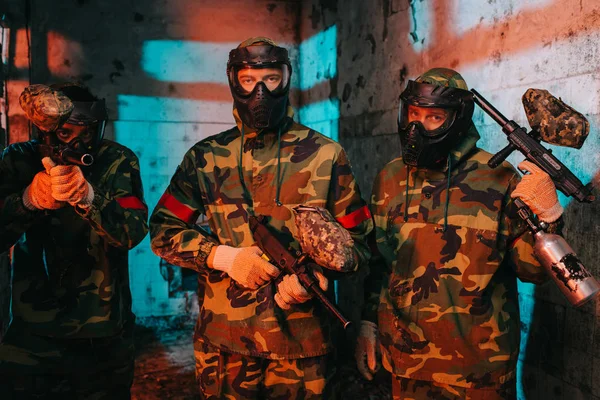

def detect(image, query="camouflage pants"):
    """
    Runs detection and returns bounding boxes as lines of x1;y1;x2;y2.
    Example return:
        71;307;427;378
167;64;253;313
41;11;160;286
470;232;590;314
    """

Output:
392;376;516;400
195;341;335;399
0;322;134;399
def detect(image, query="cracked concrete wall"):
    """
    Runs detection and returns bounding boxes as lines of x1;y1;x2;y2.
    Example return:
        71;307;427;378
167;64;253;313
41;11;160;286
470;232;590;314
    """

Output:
299;0;600;398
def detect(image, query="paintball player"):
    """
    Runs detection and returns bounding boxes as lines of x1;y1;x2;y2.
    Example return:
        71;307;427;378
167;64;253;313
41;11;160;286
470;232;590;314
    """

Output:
150;37;372;399
355;68;562;399
0;83;148;398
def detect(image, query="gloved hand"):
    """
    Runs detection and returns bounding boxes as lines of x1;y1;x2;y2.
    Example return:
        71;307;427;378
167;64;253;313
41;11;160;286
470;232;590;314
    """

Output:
49;164;94;207
22;157;66;210
511;160;563;223
355;320;380;381
209;245;280;289
274;266;328;310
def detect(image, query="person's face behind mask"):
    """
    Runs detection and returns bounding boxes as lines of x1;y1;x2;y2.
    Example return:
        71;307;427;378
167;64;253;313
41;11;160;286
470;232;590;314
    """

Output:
54;123;96;146
406;105;451;131
237;67;284;94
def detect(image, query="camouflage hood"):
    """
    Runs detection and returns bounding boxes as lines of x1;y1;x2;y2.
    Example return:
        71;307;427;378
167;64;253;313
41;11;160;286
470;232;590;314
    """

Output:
448;123;480;168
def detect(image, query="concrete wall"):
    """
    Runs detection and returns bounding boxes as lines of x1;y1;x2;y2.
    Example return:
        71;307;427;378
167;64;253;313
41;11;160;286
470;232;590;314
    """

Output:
300;0;600;398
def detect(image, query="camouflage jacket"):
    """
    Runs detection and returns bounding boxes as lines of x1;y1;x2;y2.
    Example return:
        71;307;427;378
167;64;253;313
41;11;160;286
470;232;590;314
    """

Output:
150;108;372;359
364;126;547;389
0;139;148;338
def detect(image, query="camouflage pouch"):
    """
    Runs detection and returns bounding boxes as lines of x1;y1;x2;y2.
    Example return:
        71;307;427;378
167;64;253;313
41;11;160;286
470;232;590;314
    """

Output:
293;205;356;272
522;88;589;149
19;84;74;132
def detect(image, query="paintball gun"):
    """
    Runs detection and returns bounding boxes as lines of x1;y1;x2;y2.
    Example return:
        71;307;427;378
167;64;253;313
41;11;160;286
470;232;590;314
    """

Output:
37;140;94;167
472;89;599;306
471;89;594;202
249;215;352;329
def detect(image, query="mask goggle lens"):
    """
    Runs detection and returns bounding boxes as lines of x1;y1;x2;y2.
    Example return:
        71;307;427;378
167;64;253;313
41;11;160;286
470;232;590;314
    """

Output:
230;64;290;96
399;102;456;137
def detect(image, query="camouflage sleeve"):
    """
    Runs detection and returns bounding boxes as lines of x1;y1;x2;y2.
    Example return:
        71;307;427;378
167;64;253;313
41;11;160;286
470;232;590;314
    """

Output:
326;148;373;271
501;174;549;284
149;148;216;271
76;151;149;250
0;147;40;252
362;171;391;323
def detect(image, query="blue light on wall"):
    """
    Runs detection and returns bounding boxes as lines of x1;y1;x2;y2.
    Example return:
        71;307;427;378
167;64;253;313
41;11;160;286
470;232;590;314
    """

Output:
141;40;234;83
451;0;552;35
407;0;431;52
142;40;299;85
296;25;339;142
298;25;337;91
298;98;340;141
117;94;231;122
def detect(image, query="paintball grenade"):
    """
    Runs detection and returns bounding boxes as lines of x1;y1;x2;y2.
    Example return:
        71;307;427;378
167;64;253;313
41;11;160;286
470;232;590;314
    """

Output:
19;84;93;166
249;215;352;329
472;88;599;307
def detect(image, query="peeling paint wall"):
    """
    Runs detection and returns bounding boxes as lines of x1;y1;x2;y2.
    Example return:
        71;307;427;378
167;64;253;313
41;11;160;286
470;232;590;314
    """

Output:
300;0;600;397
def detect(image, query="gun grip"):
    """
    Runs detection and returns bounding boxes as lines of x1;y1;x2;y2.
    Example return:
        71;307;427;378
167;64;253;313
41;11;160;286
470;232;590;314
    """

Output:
488;143;516;168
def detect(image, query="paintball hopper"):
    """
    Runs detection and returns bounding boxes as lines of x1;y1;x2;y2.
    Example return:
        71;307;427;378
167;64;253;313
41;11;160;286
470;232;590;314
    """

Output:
293;205;356;272
522;88;589;149
19;84;74;132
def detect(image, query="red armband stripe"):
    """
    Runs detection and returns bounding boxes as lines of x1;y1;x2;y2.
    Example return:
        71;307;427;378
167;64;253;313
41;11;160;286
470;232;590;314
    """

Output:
336;205;372;229
158;192;196;224
116;196;146;210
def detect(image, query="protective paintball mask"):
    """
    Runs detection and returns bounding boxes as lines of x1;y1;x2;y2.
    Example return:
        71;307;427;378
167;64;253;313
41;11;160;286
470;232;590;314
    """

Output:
227;44;292;130
62;99;108;155
398;80;474;168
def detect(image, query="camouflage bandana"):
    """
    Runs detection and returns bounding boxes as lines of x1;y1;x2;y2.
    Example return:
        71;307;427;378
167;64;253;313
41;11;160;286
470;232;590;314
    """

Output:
237;36;278;48
415;67;469;90
293;205;356;272
522;88;590;149
19;84;74;133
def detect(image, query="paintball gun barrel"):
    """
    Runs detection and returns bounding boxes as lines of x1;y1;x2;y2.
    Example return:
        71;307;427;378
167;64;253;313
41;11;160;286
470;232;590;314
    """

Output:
38;144;94;167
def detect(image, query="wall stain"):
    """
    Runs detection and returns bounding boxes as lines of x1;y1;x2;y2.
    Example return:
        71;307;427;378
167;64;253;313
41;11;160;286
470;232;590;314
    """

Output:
342;82;352;102
366;34;376;54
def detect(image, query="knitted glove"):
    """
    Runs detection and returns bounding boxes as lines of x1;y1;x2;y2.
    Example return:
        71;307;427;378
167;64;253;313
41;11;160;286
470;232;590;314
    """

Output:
274;266;328;310
210;245;280;289
22;157;65;210
49;164;94;207
511;160;563;223
355;320;380;381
